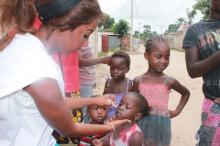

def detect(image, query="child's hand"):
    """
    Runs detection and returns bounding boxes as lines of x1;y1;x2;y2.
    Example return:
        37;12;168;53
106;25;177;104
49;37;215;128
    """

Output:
169;110;180;118
94;94;115;107
92;139;103;146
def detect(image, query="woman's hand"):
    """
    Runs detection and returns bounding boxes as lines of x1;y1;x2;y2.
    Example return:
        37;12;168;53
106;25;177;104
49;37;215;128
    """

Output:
93;94;115;107
65;94;115;110
100;56;111;65
105;119;131;131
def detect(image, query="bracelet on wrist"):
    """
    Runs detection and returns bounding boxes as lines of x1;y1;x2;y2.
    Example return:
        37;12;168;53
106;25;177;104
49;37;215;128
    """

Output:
104;122;115;132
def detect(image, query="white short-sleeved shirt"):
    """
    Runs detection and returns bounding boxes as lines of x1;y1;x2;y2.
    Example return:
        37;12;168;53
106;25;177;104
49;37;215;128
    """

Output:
0;33;64;146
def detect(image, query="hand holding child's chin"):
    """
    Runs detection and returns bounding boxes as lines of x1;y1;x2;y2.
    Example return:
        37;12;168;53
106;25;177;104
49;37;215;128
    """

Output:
104;118;131;130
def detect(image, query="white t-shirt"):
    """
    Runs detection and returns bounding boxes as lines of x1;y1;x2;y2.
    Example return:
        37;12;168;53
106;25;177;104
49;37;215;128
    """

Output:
0;33;64;146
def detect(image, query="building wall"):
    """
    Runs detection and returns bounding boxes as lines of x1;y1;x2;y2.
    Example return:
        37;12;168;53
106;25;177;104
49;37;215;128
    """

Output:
165;24;189;50
90;31;136;53
166;31;185;50
108;35;120;49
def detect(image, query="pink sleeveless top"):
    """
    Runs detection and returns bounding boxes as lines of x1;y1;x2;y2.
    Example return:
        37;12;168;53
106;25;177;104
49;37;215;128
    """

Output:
110;123;143;146
139;82;170;116
53;52;80;92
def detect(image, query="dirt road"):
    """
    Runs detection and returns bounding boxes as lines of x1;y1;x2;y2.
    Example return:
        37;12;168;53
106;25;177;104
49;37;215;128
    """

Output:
94;46;203;146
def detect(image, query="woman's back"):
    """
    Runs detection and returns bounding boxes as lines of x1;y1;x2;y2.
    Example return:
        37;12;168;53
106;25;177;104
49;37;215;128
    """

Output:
0;33;64;146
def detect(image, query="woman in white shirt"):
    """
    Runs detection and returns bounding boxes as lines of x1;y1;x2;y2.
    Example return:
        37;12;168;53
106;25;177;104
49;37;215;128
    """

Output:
0;0;129;146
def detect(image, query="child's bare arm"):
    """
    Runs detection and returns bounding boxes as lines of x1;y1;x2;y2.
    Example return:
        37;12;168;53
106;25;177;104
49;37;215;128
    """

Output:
169;78;190;118
127;79;133;92
128;131;143;146
185;46;220;78
132;77;140;92
103;80;109;94
79;56;111;67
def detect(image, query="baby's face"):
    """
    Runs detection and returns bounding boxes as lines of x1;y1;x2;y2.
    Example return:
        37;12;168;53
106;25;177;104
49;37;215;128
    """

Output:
116;95;140;121
88;105;107;124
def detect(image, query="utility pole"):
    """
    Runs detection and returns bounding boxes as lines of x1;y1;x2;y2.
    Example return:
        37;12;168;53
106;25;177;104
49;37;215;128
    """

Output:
160;25;163;35
138;22;142;40
138;22;141;32
130;0;133;51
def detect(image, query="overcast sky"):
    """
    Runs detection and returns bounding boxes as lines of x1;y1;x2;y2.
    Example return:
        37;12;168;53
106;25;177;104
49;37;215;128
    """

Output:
98;0;203;34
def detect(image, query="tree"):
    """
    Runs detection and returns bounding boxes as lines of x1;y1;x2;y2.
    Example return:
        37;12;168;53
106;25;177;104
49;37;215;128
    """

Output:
175;18;187;26
113;19;130;38
166;24;178;34
142;25;152;41
98;16;115;30
193;0;209;19
133;31;141;39
143;25;151;33
141;25;159;41
186;8;197;25
151;31;159;37
165;18;187;34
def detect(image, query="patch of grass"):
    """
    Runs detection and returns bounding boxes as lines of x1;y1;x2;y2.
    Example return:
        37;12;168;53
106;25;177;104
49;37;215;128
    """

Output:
98;47;121;57
98;52;107;57
109;47;120;52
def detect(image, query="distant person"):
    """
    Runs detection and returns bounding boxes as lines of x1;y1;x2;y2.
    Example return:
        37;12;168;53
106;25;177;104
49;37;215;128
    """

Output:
92;92;150;146
133;36;190;146
183;0;220;145
79;95;108;146
103;51;133;119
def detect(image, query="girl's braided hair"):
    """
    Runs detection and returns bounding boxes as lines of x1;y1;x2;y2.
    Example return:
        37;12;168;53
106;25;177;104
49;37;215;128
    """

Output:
145;36;169;53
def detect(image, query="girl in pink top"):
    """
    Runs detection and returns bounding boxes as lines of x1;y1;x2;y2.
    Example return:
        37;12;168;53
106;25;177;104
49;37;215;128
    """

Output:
133;36;190;146
92;92;150;146
54;52;80;95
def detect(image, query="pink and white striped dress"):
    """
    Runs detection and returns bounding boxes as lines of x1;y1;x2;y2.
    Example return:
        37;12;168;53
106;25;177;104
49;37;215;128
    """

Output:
110;123;143;146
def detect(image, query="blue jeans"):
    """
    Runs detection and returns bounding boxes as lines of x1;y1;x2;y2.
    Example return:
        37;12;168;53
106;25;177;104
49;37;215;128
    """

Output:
80;85;93;123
